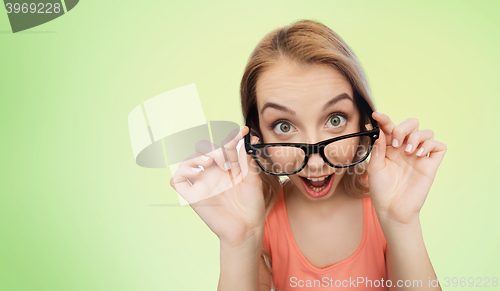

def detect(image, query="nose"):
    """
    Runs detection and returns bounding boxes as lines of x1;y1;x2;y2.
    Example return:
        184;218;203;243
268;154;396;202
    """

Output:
306;153;326;174
302;132;330;174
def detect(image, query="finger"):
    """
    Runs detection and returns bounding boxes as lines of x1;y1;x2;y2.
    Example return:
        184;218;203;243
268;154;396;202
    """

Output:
238;135;262;183
372;111;396;146
169;176;192;199
171;164;205;184
415;140;447;164
170;168;193;198
391;118;419;149
404;129;434;154
222;127;248;162
194;140;230;172
178;152;216;170
221;126;250;177
367;127;387;173
427;141;447;166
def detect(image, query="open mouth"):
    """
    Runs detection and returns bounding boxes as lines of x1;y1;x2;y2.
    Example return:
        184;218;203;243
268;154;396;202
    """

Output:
299;173;335;198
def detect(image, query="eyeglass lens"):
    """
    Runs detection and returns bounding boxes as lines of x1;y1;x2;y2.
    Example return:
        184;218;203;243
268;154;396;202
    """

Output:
252;135;372;174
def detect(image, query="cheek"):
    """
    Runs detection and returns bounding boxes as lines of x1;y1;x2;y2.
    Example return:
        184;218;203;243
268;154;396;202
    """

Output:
323;137;360;164
264;147;306;173
259;126;277;144
322;135;371;165
334;168;348;179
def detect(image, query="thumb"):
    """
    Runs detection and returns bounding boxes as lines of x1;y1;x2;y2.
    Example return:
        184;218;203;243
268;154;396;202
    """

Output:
368;128;387;172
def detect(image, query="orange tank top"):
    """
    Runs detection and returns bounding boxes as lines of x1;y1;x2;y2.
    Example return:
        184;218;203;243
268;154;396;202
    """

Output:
262;181;388;290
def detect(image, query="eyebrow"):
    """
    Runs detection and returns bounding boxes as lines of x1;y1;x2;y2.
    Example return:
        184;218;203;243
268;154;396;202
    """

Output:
260;93;353;116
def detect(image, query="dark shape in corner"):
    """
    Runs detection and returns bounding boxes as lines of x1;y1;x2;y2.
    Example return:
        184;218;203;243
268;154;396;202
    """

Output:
4;0;79;33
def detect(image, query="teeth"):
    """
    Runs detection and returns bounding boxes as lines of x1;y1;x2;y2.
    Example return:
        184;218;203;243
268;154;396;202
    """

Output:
309;184;326;192
307;176;327;182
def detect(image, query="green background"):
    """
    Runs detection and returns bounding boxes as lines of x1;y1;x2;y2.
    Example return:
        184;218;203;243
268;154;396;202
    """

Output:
1;0;499;290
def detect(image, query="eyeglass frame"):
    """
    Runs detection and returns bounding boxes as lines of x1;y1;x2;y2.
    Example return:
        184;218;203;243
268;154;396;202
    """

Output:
244;108;381;176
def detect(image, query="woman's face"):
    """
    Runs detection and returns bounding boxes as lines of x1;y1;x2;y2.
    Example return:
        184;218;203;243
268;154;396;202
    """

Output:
255;61;361;200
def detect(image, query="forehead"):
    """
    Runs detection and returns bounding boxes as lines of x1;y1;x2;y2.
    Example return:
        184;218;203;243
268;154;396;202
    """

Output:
255;61;354;110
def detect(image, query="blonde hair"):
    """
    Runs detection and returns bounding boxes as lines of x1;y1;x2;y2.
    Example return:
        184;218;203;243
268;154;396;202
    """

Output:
240;19;376;275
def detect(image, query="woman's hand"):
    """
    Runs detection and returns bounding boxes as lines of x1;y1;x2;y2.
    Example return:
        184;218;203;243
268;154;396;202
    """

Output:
170;126;265;246
367;112;447;225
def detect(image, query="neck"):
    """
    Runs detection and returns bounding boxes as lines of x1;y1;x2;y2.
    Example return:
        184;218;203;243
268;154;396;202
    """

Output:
284;178;351;217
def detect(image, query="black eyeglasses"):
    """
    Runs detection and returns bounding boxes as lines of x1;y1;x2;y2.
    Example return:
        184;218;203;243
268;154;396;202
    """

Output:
244;109;380;176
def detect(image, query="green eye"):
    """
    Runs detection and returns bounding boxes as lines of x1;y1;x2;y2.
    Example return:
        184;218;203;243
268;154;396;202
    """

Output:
279;122;291;133
328;115;346;128
273;122;294;134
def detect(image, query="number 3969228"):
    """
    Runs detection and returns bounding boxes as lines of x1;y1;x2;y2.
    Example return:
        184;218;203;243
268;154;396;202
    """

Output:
6;3;62;14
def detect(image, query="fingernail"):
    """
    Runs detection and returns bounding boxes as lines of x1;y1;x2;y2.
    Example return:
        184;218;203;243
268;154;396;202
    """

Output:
376;111;383;116
405;144;412;153
191;167;202;172
198;165;204;171
392;139;399;147
224;161;232;170
200;155;210;161
416;148;424;156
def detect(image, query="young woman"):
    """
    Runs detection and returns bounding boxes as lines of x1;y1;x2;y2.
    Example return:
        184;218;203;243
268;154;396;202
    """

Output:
171;20;446;291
